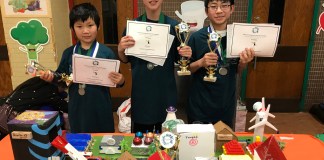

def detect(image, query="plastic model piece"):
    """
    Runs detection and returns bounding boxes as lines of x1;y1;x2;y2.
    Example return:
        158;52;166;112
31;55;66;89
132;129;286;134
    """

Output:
66;133;92;151
248;97;278;142
99;135;124;155
247;136;262;155
51;135;87;160
219;154;252;160
165;106;177;121
222;140;245;155
254;136;287;160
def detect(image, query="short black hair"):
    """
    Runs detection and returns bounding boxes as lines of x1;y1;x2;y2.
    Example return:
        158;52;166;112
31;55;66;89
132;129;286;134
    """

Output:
204;0;234;8
69;3;100;29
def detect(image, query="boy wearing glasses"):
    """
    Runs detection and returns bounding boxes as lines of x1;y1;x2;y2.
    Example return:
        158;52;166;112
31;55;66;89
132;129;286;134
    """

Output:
187;0;254;128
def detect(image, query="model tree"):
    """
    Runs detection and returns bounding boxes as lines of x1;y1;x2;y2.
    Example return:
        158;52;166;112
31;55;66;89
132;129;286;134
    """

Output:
119;138;132;153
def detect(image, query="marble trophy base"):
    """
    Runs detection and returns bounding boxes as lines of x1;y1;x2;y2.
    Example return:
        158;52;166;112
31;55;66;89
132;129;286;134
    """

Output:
177;70;191;76
203;76;216;82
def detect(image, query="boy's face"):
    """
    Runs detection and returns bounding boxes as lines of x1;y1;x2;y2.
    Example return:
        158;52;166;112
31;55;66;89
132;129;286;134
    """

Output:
143;0;163;12
206;0;234;29
73;17;98;46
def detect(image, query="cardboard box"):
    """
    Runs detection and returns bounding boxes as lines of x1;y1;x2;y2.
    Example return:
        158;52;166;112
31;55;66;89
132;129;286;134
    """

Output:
177;124;215;160
7;110;63;160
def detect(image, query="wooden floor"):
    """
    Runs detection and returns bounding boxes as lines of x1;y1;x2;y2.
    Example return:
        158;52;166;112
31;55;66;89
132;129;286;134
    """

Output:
113;112;324;135
245;112;324;135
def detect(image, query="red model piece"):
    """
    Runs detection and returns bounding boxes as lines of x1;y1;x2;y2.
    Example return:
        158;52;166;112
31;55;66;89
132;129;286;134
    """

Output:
254;136;287;160
133;137;142;145
247;141;262;155
223;140;245;155
148;150;171;160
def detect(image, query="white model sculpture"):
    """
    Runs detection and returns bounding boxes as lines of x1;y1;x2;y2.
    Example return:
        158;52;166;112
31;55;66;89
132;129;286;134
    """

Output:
165;106;177;121
175;1;207;32
248;97;278;142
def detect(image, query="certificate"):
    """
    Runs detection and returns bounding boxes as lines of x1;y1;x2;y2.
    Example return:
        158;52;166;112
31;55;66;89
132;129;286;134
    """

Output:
136;34;175;66
227;23;281;58
72;54;120;87
125;20;170;58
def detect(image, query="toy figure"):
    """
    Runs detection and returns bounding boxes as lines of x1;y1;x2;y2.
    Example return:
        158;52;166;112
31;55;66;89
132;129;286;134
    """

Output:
165;106;177;121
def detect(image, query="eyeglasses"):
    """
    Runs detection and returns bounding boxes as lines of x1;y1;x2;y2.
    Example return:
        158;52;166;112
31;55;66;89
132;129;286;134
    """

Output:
208;4;231;11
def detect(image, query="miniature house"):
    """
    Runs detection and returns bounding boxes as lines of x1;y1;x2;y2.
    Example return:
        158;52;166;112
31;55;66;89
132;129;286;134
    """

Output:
214;121;238;152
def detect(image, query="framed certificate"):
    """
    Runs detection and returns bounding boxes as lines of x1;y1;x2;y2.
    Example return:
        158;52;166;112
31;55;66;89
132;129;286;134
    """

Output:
72;54;120;87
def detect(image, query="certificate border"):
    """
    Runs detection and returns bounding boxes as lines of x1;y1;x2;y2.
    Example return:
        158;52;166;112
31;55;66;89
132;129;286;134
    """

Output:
125;20;170;58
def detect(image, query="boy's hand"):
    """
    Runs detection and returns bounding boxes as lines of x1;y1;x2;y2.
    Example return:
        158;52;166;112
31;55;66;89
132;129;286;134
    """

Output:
39;70;54;82
177;46;192;59
199;52;218;68
118;35;135;54
239;48;255;64
109;72;125;85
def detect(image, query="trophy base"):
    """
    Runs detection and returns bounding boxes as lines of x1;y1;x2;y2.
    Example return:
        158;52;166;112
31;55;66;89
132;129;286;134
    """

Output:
65;81;72;87
177;70;191;76
203;76;216;82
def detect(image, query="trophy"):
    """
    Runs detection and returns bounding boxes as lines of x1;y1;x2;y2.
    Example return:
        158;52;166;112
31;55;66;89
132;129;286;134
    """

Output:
154;131;180;160
25;61;73;86
203;32;222;82
175;22;191;76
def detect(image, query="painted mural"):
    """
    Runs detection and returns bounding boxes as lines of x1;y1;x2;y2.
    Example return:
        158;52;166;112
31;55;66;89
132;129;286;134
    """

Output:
2;0;49;17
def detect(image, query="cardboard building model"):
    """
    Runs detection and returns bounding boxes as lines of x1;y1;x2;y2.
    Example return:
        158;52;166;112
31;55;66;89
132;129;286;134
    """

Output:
214;121;238;151
118;151;137;160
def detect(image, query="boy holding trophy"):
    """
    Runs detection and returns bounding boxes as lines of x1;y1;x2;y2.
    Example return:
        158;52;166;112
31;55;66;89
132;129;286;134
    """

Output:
40;3;125;133
187;0;254;128
118;0;192;133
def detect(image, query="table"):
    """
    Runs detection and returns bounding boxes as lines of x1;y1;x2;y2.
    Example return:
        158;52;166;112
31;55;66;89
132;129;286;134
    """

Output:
239;133;324;160
1;133;324;160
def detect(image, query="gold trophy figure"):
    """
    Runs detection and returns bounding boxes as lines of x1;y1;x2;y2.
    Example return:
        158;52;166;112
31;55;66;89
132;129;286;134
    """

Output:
25;61;73;86
170;134;180;160
203;32;222;82
175;22;191;76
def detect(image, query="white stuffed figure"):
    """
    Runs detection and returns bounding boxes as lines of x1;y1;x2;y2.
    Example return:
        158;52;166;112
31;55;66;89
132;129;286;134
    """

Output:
117;98;131;133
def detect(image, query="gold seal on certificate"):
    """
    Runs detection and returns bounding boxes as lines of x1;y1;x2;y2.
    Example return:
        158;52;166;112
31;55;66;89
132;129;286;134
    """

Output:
204;32;221;82
175;22;191;76
25;61;73;86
